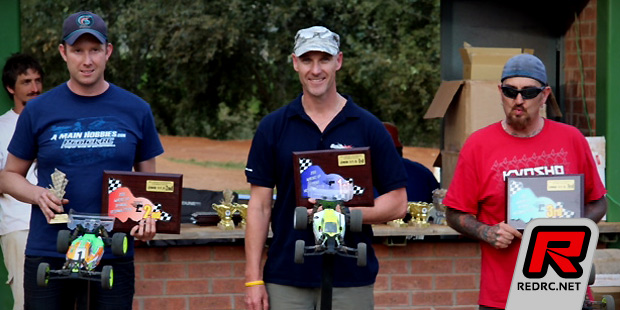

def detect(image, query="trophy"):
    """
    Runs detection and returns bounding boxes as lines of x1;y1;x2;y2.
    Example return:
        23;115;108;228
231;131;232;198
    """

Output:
233;202;248;229
408;202;433;227
49;168;69;224
387;218;408;228
430;188;447;225
212;189;237;230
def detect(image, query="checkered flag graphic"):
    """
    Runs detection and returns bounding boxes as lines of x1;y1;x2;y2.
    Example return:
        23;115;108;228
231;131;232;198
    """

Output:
347;178;365;196
554;202;575;218
108;178;123;194
153;203;172;222
299;158;313;174
509;181;523;195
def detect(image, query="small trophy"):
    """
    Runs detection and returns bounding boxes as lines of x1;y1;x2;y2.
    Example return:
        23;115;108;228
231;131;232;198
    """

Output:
233;202;248;229
212;189;237;230
387;218;408;228
408;202;433;228
430;188;447;225
48;168;69;224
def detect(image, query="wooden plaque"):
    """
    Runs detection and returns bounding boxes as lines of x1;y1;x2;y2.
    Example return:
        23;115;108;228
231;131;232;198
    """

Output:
506;174;584;230
293;147;373;208
102;171;183;234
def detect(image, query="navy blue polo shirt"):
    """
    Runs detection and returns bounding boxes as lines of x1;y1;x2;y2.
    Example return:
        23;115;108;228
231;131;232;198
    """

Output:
246;94;407;287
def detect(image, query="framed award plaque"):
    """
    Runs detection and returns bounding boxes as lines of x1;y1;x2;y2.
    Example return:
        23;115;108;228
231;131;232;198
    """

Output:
102;171;183;234
293;147;373;208
506;174;584;230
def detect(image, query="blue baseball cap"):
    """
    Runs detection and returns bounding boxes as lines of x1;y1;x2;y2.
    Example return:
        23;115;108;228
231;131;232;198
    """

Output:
62;11;108;45
501;54;547;86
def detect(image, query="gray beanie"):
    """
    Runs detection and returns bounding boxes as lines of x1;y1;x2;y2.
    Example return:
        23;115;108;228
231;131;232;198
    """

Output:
501;54;547;86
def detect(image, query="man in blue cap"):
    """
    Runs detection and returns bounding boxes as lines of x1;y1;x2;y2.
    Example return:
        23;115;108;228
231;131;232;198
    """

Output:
443;54;607;309
0;11;163;309
244;25;407;310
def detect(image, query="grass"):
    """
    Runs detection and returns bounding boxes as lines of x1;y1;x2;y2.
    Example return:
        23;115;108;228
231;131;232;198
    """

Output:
165;157;246;170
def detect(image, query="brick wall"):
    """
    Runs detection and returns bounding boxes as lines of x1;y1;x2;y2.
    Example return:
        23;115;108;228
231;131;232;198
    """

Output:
564;0;598;135
132;240;480;310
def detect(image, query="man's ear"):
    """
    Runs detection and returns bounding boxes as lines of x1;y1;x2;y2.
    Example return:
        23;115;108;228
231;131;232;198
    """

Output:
6;86;15;95
59;43;68;62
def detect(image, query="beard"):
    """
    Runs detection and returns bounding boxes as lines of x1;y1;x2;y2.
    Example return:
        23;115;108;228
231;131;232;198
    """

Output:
506;109;531;131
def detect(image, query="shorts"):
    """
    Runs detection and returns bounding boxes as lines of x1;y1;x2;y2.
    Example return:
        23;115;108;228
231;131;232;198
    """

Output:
1;230;28;310
266;283;374;310
24;255;135;310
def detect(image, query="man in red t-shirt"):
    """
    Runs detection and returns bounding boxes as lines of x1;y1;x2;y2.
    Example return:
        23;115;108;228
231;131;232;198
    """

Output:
443;54;607;310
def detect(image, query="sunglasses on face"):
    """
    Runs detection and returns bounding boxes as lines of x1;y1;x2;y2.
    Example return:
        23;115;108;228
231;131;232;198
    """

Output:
501;86;546;99
295;30;339;45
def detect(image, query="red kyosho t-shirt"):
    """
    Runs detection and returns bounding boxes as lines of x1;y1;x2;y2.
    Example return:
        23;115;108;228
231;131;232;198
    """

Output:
443;119;606;308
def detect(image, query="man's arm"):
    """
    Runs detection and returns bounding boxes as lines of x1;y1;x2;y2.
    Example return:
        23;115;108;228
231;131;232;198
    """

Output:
352;187;407;224
584;196;607;223
130;157;158;241
244;185;273;310
0;153;65;221
446;207;521;249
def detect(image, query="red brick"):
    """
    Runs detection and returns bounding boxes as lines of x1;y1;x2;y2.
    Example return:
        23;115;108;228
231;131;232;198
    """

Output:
143;263;187;279
374;291;409;306
232;294;246;310
188;262;233;278
189;296;232;310
391;275;433;290
411;259;452;274
374;274;390;291
454;258;480;273
435;275;477;290
412;291;453;306
434;242;478;257
213;246;246;261
373;244;391;258
166;279;209;295
169;246;213;261
392;242;434;258
213;278;245;294
135;279;164;296
456;290;479;305
232;262;245;277
132;298;141;310
135;247;166;262
143;297;187;310
379;259;410;274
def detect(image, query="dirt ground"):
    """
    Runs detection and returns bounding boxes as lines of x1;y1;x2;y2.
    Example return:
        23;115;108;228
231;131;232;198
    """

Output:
157;135;439;193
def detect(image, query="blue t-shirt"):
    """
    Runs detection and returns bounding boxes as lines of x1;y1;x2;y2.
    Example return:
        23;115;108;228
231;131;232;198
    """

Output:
402;158;439;203
245;94;407;287
9;83;164;259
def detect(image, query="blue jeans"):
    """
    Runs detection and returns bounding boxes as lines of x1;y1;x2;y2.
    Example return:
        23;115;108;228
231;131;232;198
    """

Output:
24;255;135;310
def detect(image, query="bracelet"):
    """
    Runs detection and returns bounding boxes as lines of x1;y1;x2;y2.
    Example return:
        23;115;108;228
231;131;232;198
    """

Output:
245;280;265;287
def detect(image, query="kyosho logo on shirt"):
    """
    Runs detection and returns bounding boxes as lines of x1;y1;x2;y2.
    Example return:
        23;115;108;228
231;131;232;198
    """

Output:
503;165;565;180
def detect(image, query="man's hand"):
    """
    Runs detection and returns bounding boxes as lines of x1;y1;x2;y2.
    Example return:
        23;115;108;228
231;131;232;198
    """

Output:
245;285;269;310
130;218;157;241
483;222;522;249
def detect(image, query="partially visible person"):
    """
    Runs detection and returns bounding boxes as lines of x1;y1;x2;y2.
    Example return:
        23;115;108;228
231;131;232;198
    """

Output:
444;54;606;309
0;11;163;310
383;122;439;203
0;53;43;310
244;26;407;310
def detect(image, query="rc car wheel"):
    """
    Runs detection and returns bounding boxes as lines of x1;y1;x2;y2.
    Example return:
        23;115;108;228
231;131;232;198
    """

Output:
294;240;305;264
589;264;596;286
101;265;114;290
357;242;367;267
350;209;363;233
603;295;615;310
111;233;128;256
294;207;308;230
37;262;50;287
56;230;72;254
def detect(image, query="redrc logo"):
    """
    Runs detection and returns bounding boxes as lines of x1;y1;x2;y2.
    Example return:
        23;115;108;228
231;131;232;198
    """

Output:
506;218;598;310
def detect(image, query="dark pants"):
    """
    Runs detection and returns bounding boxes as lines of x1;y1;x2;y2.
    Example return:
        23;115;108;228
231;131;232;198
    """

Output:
24;256;135;310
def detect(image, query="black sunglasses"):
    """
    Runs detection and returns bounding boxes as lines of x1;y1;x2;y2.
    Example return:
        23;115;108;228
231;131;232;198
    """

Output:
501;86;546;99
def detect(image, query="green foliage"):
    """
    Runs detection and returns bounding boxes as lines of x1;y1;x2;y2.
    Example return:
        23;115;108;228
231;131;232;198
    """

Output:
21;0;440;146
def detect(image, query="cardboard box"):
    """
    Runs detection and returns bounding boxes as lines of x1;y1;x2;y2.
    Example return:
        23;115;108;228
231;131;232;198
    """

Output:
460;46;534;80
425;80;505;152
437;150;459;189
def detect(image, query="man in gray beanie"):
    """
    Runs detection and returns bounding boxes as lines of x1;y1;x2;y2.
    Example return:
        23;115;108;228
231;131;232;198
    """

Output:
442;53;607;309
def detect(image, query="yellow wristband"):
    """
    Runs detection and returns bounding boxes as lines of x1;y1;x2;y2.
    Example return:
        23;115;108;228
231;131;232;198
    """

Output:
245;280;265;287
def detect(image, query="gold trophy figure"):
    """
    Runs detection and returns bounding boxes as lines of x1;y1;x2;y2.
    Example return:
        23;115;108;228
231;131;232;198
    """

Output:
213;189;237;230
233;202;248;229
408;202;433;228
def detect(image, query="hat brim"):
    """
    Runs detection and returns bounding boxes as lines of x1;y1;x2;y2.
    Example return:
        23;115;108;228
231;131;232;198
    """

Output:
64;29;106;45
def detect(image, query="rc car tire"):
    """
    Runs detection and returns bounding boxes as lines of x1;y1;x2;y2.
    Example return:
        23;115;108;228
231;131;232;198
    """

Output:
56;230;71;254
102;265;114;290
603;295;615;310
294;207;308;230
350;210;363;233
111;233;128;256
294;240;305;264
357;242;367;267
37;262;50;287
